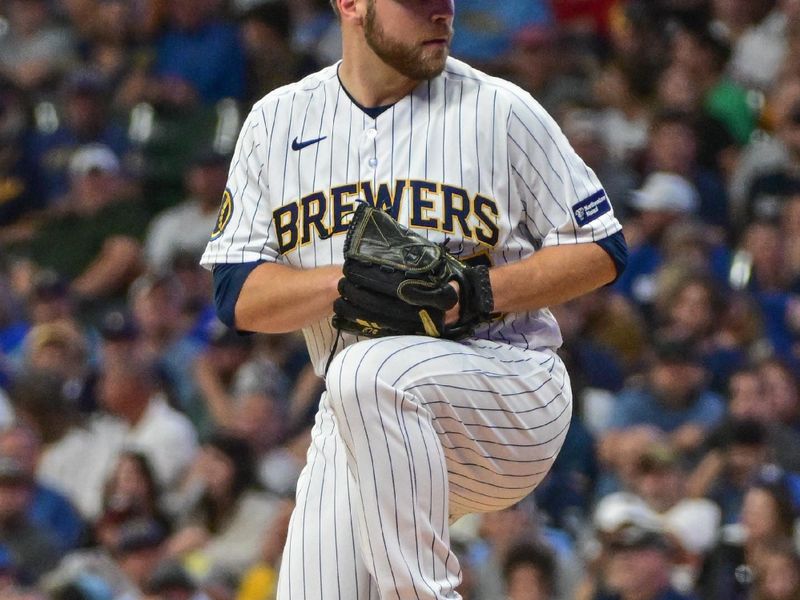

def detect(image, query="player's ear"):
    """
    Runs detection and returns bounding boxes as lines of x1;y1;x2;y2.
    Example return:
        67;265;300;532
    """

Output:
337;0;363;23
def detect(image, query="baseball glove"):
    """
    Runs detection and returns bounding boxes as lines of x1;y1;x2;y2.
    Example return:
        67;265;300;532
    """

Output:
332;203;494;339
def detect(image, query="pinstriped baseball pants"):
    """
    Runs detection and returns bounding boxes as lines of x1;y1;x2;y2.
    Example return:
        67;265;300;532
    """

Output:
277;336;572;600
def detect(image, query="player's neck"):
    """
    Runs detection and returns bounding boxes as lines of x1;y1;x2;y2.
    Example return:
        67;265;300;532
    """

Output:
338;43;420;108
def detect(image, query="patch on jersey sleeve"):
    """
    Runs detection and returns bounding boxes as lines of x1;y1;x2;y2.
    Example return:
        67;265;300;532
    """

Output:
572;190;611;226
211;188;234;240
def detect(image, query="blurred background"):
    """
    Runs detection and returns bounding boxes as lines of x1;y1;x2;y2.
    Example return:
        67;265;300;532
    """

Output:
0;0;799;599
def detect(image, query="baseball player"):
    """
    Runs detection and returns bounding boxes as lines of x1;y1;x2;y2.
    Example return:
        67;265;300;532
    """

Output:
201;0;627;598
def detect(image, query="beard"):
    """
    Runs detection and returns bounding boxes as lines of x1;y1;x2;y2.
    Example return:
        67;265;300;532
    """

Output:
363;0;450;81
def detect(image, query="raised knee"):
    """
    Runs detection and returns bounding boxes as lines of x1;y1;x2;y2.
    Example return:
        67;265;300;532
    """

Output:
325;338;413;416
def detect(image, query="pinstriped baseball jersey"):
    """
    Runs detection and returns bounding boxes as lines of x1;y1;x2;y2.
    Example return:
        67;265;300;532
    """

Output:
201;57;621;374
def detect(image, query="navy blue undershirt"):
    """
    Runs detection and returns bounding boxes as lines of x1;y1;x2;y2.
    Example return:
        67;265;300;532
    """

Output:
211;231;627;330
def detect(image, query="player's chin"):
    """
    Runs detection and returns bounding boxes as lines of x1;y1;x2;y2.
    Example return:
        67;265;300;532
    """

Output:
418;46;449;75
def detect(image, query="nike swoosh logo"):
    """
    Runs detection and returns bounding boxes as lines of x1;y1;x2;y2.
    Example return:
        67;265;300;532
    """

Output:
291;136;327;151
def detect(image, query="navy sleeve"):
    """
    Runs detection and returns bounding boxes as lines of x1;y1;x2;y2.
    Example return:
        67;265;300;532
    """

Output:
594;230;628;284
212;261;265;329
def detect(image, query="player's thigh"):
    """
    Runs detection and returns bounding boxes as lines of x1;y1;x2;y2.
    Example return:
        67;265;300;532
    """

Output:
326;337;572;511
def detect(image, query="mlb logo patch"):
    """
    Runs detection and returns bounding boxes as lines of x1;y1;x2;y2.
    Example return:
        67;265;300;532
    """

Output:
573;190;610;226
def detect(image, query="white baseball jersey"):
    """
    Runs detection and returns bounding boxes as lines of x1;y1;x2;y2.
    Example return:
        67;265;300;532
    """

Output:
201;57;621;600
201;57;621;375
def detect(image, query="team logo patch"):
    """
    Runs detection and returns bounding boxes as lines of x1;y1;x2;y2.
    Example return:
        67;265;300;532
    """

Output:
211;188;233;240
572;190;611;226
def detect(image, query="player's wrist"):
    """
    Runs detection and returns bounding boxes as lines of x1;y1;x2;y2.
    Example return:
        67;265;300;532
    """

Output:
445;281;460;325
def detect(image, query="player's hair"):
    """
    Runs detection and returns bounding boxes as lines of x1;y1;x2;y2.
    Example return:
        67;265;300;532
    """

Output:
330;0;340;17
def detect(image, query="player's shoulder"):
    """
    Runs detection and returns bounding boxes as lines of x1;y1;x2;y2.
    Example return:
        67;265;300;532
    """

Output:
441;57;552;120
250;62;341;114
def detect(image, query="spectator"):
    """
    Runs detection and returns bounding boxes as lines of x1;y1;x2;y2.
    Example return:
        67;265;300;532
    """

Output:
655;63;738;178
583;501;694;600
737;221;800;364
701;478;798;600
0;0;76;92
93;451;169;552
142;559;200;600
143;150;230;274
148;0;246;107
23;69;131;207
653;272;745;391
750;540;800;600
744;97;800;225
502;541;557;600
166;432;282;578
191;321;255;434
9;370;108;520
720;0;787;91
686;418;771;524
4;144;149;306
614;172;699;314
601;339;726;467
759;358;800;430
236;0;320;105
469;501;580;600
669;21;756;146
0;424;84;552
593;62;652;165
506;25;591;116
729;75;800;226
0;456;61;583
725;366;800;472
111;518;168;594
96;355;197;493
128;273;205;412
449;0;554;70
0;81;37;227
643;110;730;229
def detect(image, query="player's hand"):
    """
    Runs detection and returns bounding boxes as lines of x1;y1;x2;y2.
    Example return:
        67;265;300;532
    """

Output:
445;281;460;325
332;204;494;339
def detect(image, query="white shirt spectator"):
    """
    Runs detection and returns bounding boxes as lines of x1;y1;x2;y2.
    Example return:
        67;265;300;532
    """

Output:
123;393;198;490
143;200;220;273
38;394;197;519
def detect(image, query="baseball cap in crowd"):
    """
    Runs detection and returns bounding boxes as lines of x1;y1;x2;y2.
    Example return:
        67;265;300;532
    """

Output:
190;147;231;169
114;518;166;554
31;270;70;302
144;561;197;596
629;172;698;214
26;321;86;359
0;456;31;485
68;144;121;177
651;337;700;365
637;442;679;473
98;309;139;342
662;499;721;554
594;492;663;535
594;493;670;551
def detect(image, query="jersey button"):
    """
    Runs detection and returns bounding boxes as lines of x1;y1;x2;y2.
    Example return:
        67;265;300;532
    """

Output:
367;128;377;138
368;157;378;167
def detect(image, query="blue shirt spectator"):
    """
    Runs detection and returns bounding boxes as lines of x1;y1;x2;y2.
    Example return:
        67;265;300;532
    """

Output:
154;21;246;104
450;0;553;64
608;385;726;434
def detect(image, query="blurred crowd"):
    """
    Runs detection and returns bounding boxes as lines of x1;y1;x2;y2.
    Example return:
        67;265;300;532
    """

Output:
0;0;799;599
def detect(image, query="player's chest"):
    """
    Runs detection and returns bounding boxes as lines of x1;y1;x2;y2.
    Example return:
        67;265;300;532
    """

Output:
265;96;513;259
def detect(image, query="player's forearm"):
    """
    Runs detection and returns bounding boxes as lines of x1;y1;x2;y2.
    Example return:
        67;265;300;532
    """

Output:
489;243;616;313
235;262;342;333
